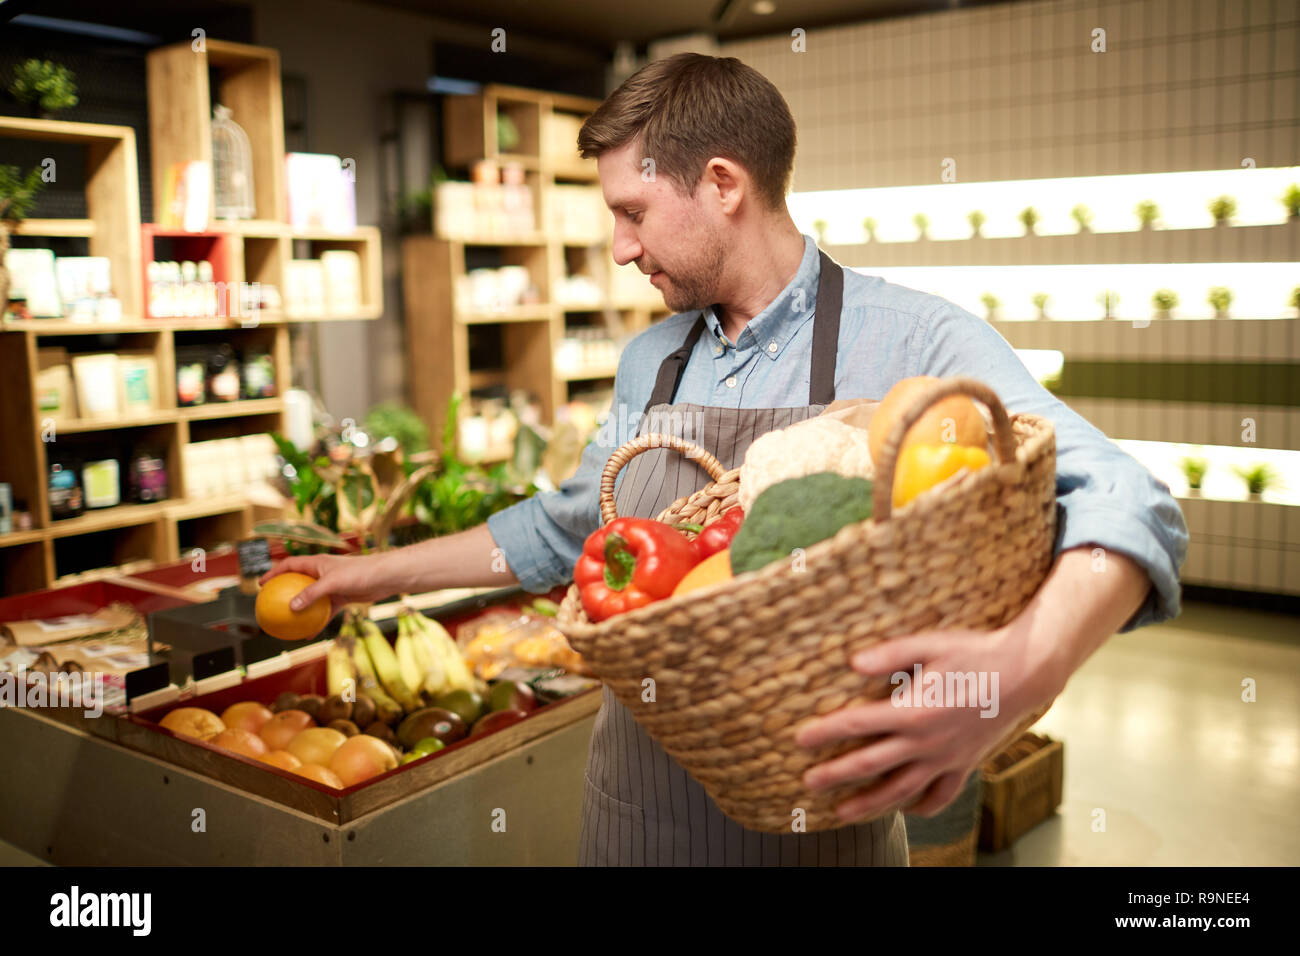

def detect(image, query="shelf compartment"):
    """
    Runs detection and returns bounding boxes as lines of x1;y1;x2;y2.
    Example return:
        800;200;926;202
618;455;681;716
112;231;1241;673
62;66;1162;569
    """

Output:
147;39;286;227
0;116;143;318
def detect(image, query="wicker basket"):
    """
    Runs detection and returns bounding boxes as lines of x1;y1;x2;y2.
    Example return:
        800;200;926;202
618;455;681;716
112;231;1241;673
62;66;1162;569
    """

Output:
557;378;1057;833
979;731;1064;852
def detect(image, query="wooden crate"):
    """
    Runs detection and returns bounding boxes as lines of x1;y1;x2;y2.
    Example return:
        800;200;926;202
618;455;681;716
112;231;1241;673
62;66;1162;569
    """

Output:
979;731;1064;852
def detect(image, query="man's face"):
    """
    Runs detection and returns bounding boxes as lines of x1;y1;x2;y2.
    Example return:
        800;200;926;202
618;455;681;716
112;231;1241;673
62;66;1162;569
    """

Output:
598;140;725;313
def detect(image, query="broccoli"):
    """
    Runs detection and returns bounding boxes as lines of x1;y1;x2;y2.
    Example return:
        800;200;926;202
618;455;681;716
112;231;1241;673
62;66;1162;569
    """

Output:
730;472;874;575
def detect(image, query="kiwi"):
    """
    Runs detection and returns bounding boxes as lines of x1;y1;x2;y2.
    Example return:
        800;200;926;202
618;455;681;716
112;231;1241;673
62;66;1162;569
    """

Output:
328;719;360;737
319;694;353;724
272;691;301;713
364;721;397;745
297;693;325;721
351;693;377;728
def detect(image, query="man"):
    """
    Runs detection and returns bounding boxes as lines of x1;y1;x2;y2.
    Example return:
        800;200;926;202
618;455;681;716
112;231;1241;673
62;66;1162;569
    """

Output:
265;54;1187;865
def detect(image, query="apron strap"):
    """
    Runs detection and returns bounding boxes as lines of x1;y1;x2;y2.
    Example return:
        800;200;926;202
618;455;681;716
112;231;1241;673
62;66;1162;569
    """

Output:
644;313;709;415
808;250;843;406
643;250;844;414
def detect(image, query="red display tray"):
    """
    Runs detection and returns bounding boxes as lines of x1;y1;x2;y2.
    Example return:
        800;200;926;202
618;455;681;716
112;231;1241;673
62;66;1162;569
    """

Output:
0;579;199;622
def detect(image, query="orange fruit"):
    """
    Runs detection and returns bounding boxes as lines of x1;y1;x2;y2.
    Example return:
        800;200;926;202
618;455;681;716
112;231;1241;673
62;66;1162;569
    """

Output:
868;376;988;470
255;572;331;642
292;763;345;789
287;727;348;767
159;707;225;741
258;749;303;771
260;709;316;751
220;701;274;735
672;550;733;596
209;727;269;759
329;734;399;787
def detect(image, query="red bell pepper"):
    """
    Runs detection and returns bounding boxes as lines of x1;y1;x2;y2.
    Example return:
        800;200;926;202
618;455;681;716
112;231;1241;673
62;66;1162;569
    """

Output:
692;506;744;560
575;517;701;622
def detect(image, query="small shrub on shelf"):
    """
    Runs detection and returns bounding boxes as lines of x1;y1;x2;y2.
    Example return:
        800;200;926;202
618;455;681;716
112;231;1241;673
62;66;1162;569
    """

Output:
1019;206;1039;236
1179;456;1208;494
979;292;1000;321
1208;195;1237;226
1031;292;1050;319
1232;462;1280;500
1071;204;1093;233
1290;285;1300;314
1151;288;1179;319
8;59;78;116
1207;286;1233;319
913;212;929;240
1281;183;1300;219
0;163;47;310
813;218;828;244
1096;289;1120;319
1135;199;1160;231
862;216;877;243
967;210;986;238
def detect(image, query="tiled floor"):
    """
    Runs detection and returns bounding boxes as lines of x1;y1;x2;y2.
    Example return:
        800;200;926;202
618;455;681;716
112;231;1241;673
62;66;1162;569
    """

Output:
3;600;1296;867
979;600;1300;866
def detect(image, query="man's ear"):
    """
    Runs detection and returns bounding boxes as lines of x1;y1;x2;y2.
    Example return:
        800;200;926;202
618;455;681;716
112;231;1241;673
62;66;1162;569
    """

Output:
702;157;746;215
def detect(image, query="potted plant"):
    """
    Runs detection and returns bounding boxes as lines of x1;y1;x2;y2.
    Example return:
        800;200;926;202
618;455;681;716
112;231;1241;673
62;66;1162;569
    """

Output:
1208;286;1232;319
0;164;47;311
8;59;78;118
1151;288;1179;320
862;216;877;243
1071;204;1093;233
812;218;829;245
1135;199;1160;231
1281;183;1299;220
1019;206;1039;236
913;212;930;241
1290;285;1300;315
979;292;1000;321
967;210;986;238
1097;289;1120;319
1179;456;1208;496
1208;195;1237;226
1031;292;1050;319
1232;463;1280;501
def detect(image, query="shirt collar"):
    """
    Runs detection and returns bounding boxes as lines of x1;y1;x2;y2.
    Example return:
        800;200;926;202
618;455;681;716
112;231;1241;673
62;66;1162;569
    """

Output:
701;234;821;361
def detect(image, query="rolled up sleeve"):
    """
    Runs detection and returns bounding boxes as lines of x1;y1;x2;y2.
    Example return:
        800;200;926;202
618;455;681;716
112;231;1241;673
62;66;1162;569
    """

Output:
486;352;641;593
914;303;1188;631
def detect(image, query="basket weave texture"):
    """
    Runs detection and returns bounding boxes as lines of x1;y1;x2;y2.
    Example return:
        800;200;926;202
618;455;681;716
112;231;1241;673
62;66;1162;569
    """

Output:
557;379;1058;833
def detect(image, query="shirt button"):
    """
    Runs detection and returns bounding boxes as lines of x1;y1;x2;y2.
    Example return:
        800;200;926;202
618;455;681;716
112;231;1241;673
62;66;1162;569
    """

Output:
714;345;723;356
767;341;778;353
725;376;737;388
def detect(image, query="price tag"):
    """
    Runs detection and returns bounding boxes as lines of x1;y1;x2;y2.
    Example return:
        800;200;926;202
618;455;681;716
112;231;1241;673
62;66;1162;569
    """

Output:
192;646;237;682
125;661;170;703
237;537;273;579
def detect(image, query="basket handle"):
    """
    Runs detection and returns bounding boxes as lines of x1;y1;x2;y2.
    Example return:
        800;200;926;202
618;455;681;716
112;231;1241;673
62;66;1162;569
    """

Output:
598;434;729;525
872;377;1018;521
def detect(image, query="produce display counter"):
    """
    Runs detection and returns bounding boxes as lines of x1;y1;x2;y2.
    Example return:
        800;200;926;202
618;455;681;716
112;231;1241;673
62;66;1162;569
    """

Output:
0;549;600;865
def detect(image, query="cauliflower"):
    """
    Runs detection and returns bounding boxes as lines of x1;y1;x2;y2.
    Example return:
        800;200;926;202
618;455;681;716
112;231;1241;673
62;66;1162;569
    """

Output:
738;417;875;512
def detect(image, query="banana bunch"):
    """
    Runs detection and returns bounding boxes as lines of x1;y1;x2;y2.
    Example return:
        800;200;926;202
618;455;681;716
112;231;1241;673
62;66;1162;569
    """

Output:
396;604;481;701
331;610;409;723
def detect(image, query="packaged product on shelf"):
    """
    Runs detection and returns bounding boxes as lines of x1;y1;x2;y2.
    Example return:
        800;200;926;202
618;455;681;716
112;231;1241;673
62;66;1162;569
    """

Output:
117;351;159;416
71;353;120;420
3;248;62;317
47;460;84;520
206;343;241;402
321;249;362;315
457;608;590;680
241;349;276;399
128;448;169;503
80;452;121;509
175;346;207;406
35;348;76;421
0;483;11;534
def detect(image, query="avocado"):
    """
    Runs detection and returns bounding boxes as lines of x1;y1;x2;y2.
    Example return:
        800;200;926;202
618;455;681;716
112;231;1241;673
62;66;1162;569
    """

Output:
397;707;467;749
432;689;485;727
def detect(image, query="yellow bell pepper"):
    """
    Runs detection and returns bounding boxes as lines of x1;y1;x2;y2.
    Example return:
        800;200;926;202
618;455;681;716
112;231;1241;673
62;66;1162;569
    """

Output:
892;443;991;508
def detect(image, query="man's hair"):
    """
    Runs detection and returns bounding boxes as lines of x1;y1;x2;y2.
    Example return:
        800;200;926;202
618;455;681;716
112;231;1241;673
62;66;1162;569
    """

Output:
577;53;796;210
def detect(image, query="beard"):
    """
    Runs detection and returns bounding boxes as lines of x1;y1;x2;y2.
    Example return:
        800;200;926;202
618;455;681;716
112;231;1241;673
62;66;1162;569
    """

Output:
642;229;726;313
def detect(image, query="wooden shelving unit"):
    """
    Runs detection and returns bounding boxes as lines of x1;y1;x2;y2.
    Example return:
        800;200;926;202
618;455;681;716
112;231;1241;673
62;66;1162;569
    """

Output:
0;40;384;597
404;84;667;448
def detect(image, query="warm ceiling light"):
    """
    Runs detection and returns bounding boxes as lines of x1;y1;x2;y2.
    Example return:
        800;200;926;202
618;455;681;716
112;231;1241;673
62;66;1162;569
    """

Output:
752;1;777;14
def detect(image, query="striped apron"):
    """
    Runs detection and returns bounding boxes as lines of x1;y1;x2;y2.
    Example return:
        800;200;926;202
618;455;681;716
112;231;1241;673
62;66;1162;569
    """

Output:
577;251;910;866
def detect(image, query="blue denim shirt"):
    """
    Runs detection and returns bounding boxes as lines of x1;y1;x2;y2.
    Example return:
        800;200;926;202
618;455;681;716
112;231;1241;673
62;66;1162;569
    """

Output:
488;234;1188;631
